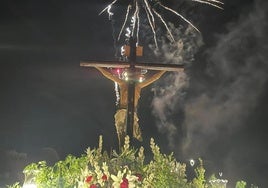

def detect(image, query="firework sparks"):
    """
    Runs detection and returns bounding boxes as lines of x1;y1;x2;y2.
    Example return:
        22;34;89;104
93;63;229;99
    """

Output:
114;82;120;105
132;1;139;37
136;5;140;44
118;5;131;41
152;9;175;42
143;0;156;29
107;5;114;20
191;0;224;9
99;0;118;16
144;5;158;49
100;0;223;48
158;2;200;33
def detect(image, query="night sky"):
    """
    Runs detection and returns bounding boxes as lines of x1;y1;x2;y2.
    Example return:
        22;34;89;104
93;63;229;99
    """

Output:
1;0;268;187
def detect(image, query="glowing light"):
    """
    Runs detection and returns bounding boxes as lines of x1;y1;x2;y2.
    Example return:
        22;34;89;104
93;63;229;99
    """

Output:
122;71;129;81
22;183;37;188
23;171;37;188
138;76;144;82
189;159;195;166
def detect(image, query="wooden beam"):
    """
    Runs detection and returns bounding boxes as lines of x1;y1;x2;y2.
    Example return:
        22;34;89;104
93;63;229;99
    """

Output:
80;61;184;72
80;61;129;68
134;63;184;72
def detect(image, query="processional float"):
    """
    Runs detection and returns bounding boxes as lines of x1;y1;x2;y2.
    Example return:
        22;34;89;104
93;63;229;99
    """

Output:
81;38;183;148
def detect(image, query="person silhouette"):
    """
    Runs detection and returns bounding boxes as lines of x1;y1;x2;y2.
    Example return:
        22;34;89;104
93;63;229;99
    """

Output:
94;66;166;146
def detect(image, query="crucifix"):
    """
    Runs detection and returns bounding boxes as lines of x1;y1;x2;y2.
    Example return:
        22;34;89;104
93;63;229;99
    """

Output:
81;37;184;148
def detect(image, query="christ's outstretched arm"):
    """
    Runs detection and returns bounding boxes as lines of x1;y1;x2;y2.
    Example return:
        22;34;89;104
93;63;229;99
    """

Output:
138;70;166;88
95;67;124;85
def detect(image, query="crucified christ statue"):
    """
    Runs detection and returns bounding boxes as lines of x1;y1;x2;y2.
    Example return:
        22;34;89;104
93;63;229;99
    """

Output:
81;39;184;148
94;66;166;146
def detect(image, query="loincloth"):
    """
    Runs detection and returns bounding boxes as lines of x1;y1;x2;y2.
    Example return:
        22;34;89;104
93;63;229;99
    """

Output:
114;109;142;141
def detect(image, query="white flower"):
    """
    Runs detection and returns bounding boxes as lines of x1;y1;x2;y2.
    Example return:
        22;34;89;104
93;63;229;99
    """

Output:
111;169;126;187
126;173;138;188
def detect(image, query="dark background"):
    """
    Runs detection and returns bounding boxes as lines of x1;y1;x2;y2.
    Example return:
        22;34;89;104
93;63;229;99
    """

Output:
0;0;267;187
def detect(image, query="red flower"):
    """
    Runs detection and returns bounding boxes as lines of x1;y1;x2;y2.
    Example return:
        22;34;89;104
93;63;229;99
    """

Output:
135;173;142;182
120;178;129;188
102;174;108;181
89;184;97;188
85;175;93;183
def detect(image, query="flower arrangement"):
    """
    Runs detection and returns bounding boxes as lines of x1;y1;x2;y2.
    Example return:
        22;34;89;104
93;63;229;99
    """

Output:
7;136;257;188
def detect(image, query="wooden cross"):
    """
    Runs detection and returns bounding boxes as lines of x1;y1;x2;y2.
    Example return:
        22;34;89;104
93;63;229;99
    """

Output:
80;38;184;148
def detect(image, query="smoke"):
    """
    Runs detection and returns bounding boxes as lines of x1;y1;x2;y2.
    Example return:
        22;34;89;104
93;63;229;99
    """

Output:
151;71;188;149
182;0;268;156
150;23;203;64
181;1;268;186
151;0;268;161
150;24;203;149
38;147;60;166
0;148;59;186
0;150;27;186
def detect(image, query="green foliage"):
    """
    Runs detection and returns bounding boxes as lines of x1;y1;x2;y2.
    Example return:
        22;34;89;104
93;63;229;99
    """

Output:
235;180;247;188
6;182;21;188
22;155;88;188
7;135;257;188
190;158;207;188
144;138;188;188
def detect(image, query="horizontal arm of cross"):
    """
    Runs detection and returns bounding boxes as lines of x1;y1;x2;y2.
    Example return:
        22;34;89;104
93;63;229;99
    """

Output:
80;60;184;72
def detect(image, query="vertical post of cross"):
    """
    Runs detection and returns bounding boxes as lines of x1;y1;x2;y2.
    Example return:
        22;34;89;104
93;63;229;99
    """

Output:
126;37;136;143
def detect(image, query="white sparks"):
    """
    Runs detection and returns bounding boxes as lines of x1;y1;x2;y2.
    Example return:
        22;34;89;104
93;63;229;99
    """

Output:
143;0;156;28
205;0;224;5
99;0;118;15
100;0;223;48
131;2;139;37
159;3;200;33
120;45;125;56
152;9;175;42
118;5;131;41
114;82;120;106
125;27;131;38
136;6;140;45
144;6;158;48
192;0;224;10
107;5;114;20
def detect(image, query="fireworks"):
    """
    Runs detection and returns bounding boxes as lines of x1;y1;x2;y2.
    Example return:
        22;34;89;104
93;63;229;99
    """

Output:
100;0;223;48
